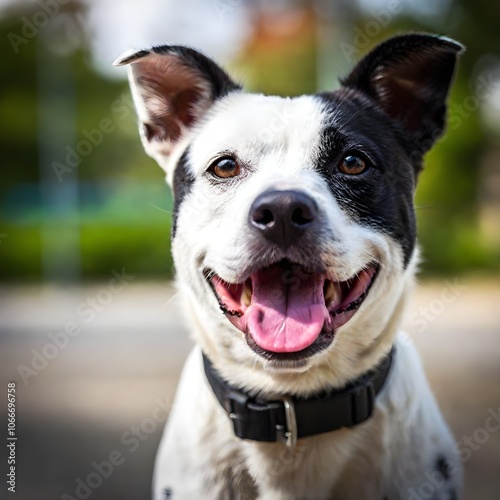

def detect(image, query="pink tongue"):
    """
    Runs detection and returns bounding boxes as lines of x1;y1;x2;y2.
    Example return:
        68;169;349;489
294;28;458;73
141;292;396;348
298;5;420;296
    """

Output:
245;265;328;353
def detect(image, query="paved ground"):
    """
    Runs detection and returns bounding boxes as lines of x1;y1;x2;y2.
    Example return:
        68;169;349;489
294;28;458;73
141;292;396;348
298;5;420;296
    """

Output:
0;278;499;499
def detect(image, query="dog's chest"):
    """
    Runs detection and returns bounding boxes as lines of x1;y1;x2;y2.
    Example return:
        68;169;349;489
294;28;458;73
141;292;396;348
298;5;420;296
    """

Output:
210;419;389;500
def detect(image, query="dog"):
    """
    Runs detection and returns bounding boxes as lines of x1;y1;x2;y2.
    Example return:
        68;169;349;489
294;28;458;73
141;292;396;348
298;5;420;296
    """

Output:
115;33;464;500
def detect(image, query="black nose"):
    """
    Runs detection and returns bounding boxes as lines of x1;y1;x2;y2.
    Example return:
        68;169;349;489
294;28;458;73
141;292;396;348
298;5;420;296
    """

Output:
249;190;317;249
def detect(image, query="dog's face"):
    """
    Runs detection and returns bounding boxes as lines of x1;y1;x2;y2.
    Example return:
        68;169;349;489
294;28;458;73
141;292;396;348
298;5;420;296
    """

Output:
117;35;462;389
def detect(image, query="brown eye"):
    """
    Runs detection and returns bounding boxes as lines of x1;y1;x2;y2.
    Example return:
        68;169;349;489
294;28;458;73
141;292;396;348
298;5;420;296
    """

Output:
211;157;241;179
339;155;367;175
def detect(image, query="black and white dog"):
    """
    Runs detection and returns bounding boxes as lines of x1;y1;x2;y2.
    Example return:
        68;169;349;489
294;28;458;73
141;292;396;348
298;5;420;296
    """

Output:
115;33;464;500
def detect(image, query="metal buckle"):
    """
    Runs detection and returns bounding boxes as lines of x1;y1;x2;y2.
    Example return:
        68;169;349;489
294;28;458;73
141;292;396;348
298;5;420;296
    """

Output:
225;390;248;421
276;396;297;448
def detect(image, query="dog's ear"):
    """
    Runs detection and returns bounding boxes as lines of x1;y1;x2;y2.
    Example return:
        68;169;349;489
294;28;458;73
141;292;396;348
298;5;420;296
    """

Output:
341;34;464;155
114;45;241;175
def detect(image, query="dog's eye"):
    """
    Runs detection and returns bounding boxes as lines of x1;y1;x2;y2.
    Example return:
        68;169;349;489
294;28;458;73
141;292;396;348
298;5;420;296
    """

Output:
339;155;367;175
210;157;241;179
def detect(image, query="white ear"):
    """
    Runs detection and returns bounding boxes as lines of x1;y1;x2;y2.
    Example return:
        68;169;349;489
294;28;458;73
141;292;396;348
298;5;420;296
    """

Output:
114;45;240;178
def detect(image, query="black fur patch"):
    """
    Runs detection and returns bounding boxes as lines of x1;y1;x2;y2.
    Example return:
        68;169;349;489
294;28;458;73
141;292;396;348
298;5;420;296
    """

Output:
436;454;452;480
315;91;417;266
172;148;195;238
311;34;461;267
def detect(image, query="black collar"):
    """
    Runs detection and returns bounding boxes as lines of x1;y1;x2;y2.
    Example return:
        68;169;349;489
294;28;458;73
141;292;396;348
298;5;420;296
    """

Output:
203;348;394;447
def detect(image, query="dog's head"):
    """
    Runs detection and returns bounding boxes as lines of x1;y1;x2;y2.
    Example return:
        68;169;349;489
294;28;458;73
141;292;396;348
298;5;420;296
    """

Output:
117;34;462;392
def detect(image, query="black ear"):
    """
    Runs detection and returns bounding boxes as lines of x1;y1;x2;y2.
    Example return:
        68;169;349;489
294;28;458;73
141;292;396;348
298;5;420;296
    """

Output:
341;34;464;154
114;45;241;173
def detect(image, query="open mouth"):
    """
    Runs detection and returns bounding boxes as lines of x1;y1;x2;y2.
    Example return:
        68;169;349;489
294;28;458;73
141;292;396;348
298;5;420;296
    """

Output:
207;260;379;361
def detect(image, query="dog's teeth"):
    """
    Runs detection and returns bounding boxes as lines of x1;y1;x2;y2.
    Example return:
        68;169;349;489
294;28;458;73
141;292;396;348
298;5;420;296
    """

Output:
242;282;252;307
324;281;337;304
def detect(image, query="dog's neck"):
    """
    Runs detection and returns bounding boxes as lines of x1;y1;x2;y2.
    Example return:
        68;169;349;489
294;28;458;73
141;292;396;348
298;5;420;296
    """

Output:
202;348;394;447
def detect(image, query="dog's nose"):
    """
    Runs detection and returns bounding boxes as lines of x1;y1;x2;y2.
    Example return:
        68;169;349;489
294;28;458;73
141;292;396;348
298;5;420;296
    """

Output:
249;190;317;248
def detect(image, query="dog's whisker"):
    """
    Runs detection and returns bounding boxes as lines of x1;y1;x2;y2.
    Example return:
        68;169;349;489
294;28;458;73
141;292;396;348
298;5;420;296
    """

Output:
160;290;183;309
148;202;172;214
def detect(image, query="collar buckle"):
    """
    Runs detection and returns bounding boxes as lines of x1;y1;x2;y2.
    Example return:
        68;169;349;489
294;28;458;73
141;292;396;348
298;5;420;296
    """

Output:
225;389;248;421
276;396;297;448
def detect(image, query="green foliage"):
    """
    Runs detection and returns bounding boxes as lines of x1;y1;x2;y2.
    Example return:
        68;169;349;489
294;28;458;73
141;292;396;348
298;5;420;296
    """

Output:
1;1;499;281
0;226;42;280
235;33;317;96
0;9;174;282
80;225;173;279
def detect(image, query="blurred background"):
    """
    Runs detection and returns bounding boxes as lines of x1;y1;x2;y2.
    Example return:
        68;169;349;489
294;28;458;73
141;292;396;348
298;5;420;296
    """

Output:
0;0;499;499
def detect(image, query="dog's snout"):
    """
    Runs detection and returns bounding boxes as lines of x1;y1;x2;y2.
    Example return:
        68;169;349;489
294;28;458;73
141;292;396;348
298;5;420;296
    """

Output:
249;190;317;248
